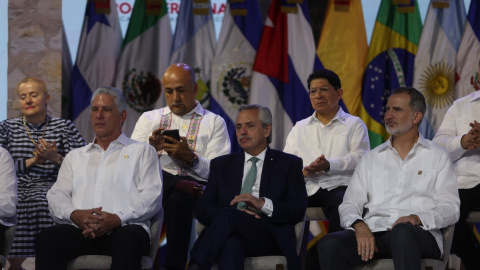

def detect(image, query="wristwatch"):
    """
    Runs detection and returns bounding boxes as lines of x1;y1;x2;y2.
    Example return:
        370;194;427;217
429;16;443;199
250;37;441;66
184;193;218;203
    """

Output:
188;154;199;167
350;219;364;228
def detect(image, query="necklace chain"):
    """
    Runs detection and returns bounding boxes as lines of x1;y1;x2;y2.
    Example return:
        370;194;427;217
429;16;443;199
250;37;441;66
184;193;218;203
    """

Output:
23;116;49;155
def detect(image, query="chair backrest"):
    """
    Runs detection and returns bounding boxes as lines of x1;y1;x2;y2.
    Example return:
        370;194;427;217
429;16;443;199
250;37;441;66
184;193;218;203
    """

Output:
439;224;455;264
147;207;164;263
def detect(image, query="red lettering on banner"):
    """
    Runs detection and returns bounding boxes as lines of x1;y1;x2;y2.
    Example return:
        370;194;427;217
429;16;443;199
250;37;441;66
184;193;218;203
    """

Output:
217;3;225;14
118;2;132;14
170;3;180;14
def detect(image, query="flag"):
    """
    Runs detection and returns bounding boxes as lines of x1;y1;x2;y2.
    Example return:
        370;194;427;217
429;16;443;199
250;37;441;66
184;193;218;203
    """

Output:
71;0;122;142
114;0;172;137
359;0;423;148
170;0;216;108
61;26;73;119
317;0;367;116
249;0;323;150
414;0;466;139
210;0;263;153
455;0;480;99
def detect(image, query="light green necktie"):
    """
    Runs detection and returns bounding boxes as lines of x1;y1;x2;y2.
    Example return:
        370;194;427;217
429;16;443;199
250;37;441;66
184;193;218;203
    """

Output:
237;157;259;210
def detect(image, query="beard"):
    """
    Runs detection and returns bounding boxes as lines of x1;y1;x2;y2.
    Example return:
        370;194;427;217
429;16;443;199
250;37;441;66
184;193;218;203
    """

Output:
385;114;413;136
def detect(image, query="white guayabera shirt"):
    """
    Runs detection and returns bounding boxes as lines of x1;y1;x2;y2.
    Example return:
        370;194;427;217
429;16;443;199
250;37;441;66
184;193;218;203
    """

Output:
340;135;460;254
47;134;163;236
433;90;480;189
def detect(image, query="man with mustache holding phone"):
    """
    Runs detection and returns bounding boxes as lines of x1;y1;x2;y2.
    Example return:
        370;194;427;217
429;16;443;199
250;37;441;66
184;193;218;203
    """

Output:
131;63;231;270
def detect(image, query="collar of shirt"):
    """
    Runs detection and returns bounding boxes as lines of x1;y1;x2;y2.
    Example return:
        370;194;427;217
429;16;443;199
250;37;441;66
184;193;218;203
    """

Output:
244;147;267;165
308;107;347;127
87;133;129;152
379;133;431;154
162;101;203;118
469;91;480;102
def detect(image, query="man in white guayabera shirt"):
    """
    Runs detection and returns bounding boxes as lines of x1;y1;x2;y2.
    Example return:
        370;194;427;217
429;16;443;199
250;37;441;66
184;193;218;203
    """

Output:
284;69;370;233
36;87;163;270
318;87;460;270
433;59;480;270
0;145;17;267
131;63;231;270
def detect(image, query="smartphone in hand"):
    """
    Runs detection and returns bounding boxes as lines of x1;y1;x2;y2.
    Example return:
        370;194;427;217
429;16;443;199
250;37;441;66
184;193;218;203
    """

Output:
162;129;180;144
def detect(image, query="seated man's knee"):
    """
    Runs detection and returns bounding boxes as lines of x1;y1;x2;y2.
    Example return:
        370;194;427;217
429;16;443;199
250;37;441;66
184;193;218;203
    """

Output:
165;190;194;211
317;233;345;258
391;223;417;247
109;225;150;257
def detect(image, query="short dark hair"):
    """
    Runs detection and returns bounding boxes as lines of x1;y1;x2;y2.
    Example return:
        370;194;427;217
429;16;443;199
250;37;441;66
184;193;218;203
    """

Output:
391;87;426;125
307;69;341;90
238;104;272;145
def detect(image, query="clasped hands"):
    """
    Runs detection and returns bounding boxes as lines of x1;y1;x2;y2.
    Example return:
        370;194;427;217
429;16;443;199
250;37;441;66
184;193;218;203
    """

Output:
303;154;329;177
461;120;480;151
230;194;265;219
355;214;422;262
29;138;61;166
149;128;194;162
71;207;121;239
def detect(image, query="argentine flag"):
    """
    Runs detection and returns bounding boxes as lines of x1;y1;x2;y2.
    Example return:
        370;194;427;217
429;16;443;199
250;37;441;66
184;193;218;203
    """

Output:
210;0;263;152
455;0;480;99
71;0;122;142
414;0;466;139
249;0;323;150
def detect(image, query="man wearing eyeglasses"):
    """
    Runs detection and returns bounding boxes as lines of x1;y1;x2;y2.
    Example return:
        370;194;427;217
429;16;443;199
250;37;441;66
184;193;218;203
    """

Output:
284;69;370;233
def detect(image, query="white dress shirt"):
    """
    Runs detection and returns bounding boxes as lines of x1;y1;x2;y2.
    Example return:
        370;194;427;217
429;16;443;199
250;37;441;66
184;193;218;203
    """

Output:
339;135;460;254
47;134;163;235
131;102;231;181
284;108;370;196
433;91;480;189
242;149;273;216
0;146;17;226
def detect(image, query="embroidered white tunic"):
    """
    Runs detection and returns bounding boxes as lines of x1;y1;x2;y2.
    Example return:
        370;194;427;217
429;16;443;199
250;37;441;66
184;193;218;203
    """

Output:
131;102;231;181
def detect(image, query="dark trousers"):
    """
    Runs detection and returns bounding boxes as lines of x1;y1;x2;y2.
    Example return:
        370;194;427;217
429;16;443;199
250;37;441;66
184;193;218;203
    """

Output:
163;171;197;270
190;208;284;270
307;186;347;233
452;184;480;270
35;224;149;270
0;224;5;268
317;223;441;270
306;186;347;270
0;224;6;248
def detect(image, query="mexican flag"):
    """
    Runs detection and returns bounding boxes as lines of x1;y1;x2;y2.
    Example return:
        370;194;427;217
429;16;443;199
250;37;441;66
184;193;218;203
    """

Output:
115;0;172;137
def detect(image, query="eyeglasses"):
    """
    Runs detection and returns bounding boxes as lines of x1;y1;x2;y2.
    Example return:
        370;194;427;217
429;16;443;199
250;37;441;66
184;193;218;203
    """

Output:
309;87;334;96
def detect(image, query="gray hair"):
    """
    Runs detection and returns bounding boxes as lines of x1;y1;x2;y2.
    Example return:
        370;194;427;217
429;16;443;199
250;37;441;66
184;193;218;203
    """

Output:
90;86;126;112
391;87;426;125
238;104;272;144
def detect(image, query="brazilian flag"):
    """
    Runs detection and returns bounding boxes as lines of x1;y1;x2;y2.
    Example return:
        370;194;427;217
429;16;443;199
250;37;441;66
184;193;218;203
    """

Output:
359;0;423;148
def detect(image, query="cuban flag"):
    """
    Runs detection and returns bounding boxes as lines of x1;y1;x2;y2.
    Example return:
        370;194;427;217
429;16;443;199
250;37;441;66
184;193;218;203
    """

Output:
70;0;122;143
249;0;324;150
170;0;216;108
210;0;263;153
455;0;480;99
414;0;466;139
